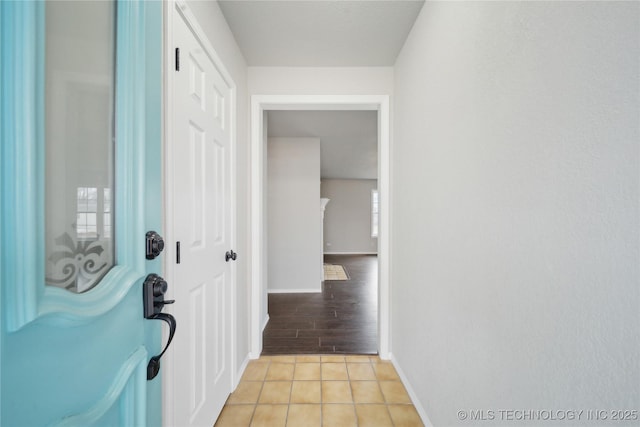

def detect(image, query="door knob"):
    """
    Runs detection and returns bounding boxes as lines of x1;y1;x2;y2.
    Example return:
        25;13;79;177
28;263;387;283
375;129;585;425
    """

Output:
225;250;237;262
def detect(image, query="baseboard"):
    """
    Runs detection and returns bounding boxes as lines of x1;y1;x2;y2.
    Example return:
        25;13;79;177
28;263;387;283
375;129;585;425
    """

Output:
324;252;378;255
390;353;434;427
234;354;251;389
268;288;322;294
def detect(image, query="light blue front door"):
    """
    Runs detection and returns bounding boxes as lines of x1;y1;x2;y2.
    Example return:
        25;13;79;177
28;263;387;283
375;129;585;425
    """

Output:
0;1;163;425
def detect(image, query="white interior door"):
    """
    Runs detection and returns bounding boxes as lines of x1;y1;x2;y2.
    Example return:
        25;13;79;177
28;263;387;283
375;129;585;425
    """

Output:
170;9;234;426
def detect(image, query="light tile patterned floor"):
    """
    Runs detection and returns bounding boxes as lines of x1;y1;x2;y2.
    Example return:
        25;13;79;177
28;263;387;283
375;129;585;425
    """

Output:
214;355;424;427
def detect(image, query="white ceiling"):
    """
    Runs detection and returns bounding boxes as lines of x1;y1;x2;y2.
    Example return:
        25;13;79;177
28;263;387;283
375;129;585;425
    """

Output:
267;111;378;180
217;0;425;66
219;1;422;180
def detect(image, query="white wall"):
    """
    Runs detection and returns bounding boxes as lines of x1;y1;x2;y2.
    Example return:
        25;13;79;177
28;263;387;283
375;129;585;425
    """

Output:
267;137;322;292
248;66;393;95
185;0;250;375
321;179;378;254
392;2;639;426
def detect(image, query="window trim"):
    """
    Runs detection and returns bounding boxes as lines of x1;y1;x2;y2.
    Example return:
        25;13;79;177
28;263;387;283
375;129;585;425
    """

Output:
371;188;379;238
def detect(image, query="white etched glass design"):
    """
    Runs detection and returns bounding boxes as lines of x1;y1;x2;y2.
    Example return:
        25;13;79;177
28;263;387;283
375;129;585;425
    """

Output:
44;1;116;293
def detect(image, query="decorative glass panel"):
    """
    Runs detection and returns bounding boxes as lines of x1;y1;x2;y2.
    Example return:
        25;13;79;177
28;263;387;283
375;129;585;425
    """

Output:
44;1;116;293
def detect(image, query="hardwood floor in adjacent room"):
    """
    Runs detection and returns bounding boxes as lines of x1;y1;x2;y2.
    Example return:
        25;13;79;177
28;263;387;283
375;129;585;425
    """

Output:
263;254;378;355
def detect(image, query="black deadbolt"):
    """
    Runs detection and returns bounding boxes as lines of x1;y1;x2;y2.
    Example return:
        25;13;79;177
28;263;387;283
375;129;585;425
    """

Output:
146;231;165;260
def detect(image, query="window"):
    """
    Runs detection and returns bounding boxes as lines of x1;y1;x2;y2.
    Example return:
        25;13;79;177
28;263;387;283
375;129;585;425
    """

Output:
76;186;112;240
76;187;98;238
103;188;112;238
371;189;379;238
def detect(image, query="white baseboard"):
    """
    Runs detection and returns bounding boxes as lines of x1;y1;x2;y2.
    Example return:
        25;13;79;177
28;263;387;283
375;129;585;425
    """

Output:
268;288;322;294
390;353;434;427
324;251;378;255
234;354;251;389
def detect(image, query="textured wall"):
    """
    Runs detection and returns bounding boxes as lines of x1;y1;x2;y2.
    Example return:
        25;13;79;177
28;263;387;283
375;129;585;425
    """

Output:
392;2;639;426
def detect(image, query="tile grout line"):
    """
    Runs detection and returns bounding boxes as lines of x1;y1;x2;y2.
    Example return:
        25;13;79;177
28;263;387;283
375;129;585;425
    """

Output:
319;358;323;427
346;358;359;427
248;358;269;427
284;368;292;427
374;359;397;426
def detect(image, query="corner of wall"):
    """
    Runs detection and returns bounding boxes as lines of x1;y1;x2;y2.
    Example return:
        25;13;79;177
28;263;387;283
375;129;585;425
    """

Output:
390;354;434;427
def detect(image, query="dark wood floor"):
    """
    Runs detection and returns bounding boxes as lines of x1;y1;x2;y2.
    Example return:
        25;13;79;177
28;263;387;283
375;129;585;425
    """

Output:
262;254;378;355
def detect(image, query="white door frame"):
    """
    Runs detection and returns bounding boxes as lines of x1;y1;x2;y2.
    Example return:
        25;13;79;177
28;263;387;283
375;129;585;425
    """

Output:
163;1;238;425
250;95;391;359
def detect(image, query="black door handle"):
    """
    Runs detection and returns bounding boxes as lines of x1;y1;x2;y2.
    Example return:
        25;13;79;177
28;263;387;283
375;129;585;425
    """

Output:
146;312;177;380
143;274;174;318
142;274;177;380
225;250;237;262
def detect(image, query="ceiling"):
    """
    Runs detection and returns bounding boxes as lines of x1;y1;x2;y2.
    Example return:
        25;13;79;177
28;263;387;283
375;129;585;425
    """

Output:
267;111;378;180
217;0;425;66
218;1;423;180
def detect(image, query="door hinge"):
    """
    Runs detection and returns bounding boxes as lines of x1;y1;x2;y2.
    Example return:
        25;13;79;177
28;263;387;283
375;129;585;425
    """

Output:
176;241;181;264
175;47;180;71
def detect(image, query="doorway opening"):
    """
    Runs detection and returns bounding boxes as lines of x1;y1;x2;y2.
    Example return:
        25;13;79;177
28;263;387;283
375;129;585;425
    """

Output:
263;110;379;354
249;95;391;359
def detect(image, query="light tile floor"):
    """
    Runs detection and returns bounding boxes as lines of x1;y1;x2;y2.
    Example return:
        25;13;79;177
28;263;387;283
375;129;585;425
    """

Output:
214;355;424;427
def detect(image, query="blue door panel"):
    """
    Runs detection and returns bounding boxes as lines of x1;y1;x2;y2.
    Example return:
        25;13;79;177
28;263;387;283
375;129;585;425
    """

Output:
0;1;164;425
3;287;144;425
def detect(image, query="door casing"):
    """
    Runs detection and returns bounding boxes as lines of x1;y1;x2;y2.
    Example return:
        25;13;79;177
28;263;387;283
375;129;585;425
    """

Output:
249;95;391;359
